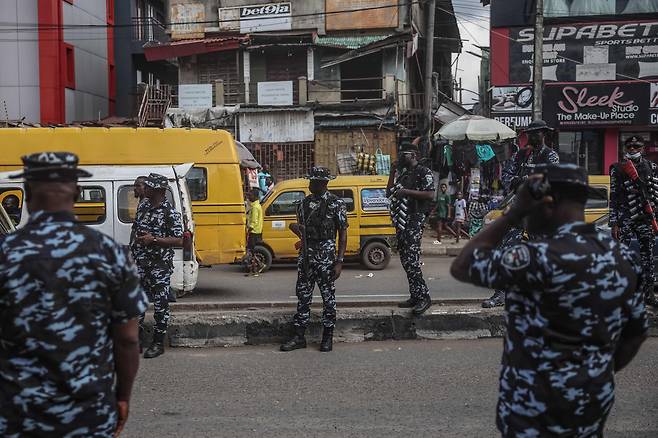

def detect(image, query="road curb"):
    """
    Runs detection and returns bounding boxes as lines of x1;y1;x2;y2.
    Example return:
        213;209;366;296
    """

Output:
140;306;658;348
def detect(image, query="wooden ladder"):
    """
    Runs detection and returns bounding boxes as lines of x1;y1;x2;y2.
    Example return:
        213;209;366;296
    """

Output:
137;85;172;127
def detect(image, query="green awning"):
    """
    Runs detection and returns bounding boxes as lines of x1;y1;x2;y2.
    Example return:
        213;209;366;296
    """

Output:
314;34;392;50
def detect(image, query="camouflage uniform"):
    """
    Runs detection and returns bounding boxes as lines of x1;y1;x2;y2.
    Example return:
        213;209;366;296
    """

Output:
610;158;658;304
466;222;647;437
0;209;147;436
293;191;348;329
131;196;183;339
389;164;434;303
484;144;559;307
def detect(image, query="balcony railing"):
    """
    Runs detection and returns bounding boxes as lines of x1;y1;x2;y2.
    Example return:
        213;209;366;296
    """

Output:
133;17;168;44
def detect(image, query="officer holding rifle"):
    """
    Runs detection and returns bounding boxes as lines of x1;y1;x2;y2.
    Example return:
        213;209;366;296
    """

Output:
451;164;647;437
280;167;348;353
610;135;658;307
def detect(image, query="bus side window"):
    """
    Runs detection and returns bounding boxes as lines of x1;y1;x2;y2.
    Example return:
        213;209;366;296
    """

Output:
74;186;107;224
187;167;208;201
0;188;24;225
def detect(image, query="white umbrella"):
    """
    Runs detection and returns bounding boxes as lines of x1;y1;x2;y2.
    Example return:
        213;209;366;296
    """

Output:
435;115;517;141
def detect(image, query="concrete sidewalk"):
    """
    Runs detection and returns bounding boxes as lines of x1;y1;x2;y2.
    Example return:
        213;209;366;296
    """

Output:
146;302;658;348
420;233;467;256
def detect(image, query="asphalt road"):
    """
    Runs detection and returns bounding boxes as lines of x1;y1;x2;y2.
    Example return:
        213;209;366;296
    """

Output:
186;256;490;304
124;338;658;438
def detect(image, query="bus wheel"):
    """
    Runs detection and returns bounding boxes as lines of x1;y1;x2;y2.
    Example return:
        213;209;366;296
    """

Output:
253;245;273;273
361;241;391;270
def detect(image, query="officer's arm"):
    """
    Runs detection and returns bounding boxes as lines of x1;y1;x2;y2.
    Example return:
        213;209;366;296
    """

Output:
609;165;620;227
290;222;302;238
337;228;347;262
614;333;646;372
112;319;140;402
402;189;434;200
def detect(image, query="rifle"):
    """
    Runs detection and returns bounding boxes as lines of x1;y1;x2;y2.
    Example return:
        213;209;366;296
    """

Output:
295;199;310;273
620;160;658;233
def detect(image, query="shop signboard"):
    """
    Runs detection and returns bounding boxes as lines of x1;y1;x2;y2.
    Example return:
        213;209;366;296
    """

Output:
508;20;658;83
179;84;213;109
543;82;650;128
492;113;533;129
257;81;293;106
218;2;292;33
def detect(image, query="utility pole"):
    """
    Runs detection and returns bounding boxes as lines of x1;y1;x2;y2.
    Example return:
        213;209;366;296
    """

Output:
532;0;544;120
424;0;436;140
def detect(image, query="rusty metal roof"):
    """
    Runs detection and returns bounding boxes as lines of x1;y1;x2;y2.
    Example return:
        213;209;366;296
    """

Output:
314;34;393;50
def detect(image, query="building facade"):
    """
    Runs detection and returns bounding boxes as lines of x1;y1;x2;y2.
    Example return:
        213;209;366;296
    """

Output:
140;0;462;180
486;0;658;174
0;0;115;124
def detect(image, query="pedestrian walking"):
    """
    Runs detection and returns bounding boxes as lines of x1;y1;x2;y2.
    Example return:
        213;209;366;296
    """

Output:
610;135;658;307
0;152;148;436
246;188;264;276
280;167;348;353
258;165;273;201
481;119;559;308
434;183;452;242
468;195;488;236
453;192;467;243
387;142;435;315
132;173;184;359
451;164;648;437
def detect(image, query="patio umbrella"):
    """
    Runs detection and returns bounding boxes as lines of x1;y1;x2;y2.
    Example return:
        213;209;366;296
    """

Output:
235;140;261;169
435;115;517;142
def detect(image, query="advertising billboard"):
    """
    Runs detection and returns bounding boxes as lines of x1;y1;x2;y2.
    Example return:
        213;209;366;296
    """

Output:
508;20;658;83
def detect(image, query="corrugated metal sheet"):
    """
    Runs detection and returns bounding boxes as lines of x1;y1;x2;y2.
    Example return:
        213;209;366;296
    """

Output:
239;111;314;143
317;117;396;128
314;34;392;50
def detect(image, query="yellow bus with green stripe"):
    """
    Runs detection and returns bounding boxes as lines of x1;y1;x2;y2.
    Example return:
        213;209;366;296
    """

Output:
0;127;246;265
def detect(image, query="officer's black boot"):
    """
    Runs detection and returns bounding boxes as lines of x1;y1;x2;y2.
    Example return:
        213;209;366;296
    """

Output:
412;295;432;316
144;332;165;359
280;327;307;352
397;297;418;308
319;327;333;352
482;290;505;308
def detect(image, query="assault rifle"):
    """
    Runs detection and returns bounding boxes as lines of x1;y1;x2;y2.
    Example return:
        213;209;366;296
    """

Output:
295;199;310;273
621;159;658;234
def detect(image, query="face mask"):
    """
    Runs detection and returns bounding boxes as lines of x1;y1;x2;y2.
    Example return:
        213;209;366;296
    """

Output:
624;151;641;161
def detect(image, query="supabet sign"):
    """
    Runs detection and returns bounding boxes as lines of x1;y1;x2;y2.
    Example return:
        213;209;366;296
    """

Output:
508;20;658;83
543;82;658;128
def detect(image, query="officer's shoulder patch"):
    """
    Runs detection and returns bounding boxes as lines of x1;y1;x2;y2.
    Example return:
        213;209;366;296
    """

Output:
501;244;531;271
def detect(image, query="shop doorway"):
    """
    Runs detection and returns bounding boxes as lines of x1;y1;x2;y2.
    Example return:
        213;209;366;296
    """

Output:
557;131;604;174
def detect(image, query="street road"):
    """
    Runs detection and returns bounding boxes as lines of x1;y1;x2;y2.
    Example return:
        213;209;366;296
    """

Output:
125;338;658;437
186;256;489;304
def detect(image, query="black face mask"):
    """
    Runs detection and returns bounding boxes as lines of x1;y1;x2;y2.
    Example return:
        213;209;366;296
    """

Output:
527;132;543;146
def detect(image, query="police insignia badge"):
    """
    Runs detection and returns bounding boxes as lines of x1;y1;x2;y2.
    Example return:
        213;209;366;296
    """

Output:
501;245;531;270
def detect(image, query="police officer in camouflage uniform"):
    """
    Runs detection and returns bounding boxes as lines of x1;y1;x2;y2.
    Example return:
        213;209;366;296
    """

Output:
610;135;658;307
132;173;183;359
0;152;148;436
387;142;434;315
281;167;348;353
452;164;648;437
482;119;560;308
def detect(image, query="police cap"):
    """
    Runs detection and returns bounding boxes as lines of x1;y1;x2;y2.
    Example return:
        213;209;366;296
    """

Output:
624;136;645;148
524;119;554;133
533;163;600;199
399;142;419;153
144;173;169;189
306;166;335;181
10;151;91;182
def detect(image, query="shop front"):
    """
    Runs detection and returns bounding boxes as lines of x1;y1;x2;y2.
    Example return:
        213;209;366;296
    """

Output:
543;81;658;174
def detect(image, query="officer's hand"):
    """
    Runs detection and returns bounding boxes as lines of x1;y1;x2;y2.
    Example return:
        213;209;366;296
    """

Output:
508;175;553;221
136;233;155;245
390;160;398;173
611;225;620;241
333;262;343;280
294;240;302;250
397;188;409;197
114;401;129;437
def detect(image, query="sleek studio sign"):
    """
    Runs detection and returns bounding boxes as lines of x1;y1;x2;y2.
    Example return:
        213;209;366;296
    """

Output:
543;82;651;127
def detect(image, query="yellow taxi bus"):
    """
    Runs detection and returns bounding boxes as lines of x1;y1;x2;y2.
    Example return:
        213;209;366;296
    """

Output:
0;127;246;265
258;175;396;270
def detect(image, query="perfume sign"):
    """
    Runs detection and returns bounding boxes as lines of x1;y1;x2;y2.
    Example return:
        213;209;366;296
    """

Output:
544;82;652;127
